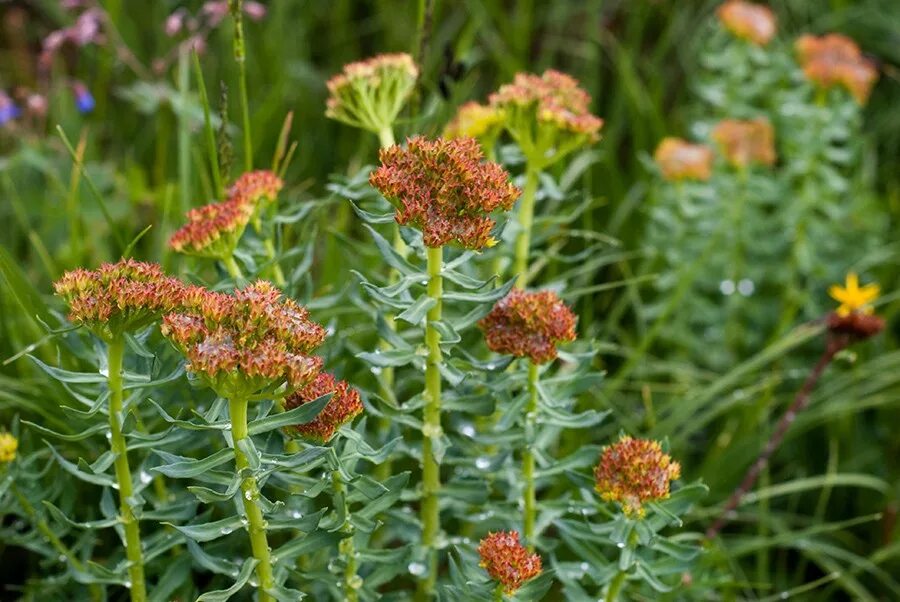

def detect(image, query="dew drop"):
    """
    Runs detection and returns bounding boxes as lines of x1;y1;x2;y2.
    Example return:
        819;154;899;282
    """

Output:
719;279;735;296
616;542;626;549
106;431;113;440
459;423;476;438
370;366;383;375
408;561;427;576
220;526;233;535
244;490;253;501
737;278;754;296
580;562;590;572
475;457;491;470
123;581;132;589
348;575;363;589
290;510;303;519
139;471;153;485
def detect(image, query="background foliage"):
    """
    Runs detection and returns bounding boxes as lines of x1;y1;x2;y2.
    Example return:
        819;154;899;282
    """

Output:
1;1;899;600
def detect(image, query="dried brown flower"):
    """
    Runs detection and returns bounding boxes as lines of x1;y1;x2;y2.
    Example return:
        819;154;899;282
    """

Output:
594;436;681;518
795;34;878;104
478;289;577;364
711;118;776;168
477;531;542;594
654;137;714;182
717;1;777;46
284;372;363;444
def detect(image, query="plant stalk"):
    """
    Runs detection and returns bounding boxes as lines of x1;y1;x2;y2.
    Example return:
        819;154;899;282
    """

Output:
523;360;539;549
333;470;359;601
229;0;253;171
417;245;443;600
706;336;846;539
107;337;146;601
493;583;505;602
223;254;244;280
229;396;274;601
605;570;627;602
513;166;540;287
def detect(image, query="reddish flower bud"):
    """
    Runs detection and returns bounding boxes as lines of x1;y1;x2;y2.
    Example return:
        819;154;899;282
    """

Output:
654;137;714;182
478;289;577;364
711;118;776;168
717;1;777;46
169;197;254;259
54;259;186;340
594;436;682;518
477;531;542;594
283;372;363;444
795;34;878;105
370;136;519;249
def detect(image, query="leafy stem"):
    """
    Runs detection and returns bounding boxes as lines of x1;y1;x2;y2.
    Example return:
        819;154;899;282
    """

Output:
223;254;244;280
107;337;146;602
229;396;275;601
513;165;540;287
333;469;360;601
417;245;444;600
523;360;539;549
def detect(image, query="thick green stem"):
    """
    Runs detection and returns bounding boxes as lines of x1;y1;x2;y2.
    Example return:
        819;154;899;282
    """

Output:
605;570;627;602
262;238;286;287
514;166;540;287
493;583;505;601
417;246;443;600
177;46;192;216
378;127;396;149
108;338;146;602
229;397;274;602
523;360;539;549
333;470;359;601
223;254;244;280
229;0;253;171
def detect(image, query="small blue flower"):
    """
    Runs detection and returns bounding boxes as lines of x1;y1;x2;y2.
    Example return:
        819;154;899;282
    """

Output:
72;82;95;114
0;93;21;125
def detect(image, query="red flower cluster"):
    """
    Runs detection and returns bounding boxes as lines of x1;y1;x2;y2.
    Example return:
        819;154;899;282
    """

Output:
161;281;327;399
229;170;284;210
170;170;283;258
594;436;682;518
489;70;603;140
717;1;777;46
478;289;577;364
283;372;364;444
326;53;418;133
54;259;186;340
169;198;254;258
654;137;714;182
477;531;542;594
795;34;878;105
369;137;519;249
711;118;777;168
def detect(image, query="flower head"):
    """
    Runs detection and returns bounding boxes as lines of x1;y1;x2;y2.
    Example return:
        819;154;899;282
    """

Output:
230;170;284;210
654;137;714;182
162;281;327;399
489;70;603;167
0;432;18;464
795;34;878;104
284;372;363;444
369;136;519;249
711;118;776;168
594;436;681;518
717;1;777;46
443;102;504;150
169;197;254;259
72;80;95;113
54;259;186;340
326;53;419;135
0;91;22;126
477;531;542;594
828;273;878;317
478;289;577;364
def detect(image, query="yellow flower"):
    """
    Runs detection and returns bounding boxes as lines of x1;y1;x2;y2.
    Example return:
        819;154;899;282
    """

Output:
0;432;18;463
829;273;879;317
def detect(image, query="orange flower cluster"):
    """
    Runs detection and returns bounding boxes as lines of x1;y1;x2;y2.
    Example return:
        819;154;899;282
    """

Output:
795;34;878;104
717;0;776;46
478;289;577;364
654;137;714;182
326;53;419;133
170;170;283;258
54;259;186;341
477;531;542;594
489;70;603;140
284;372;364;444
711;118;777;168
161;281;326;399
369;136;519;249
594;436;681;518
